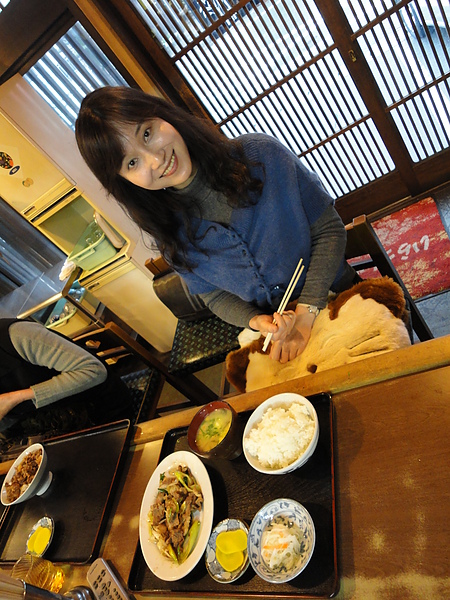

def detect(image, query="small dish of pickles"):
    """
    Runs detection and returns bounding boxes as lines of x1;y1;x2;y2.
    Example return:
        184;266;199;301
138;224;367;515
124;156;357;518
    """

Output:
205;518;249;583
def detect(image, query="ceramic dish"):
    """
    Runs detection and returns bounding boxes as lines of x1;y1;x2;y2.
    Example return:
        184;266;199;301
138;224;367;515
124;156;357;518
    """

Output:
1;443;52;506
243;393;319;475
139;451;214;582
205;518;249;583
187;400;243;460
26;516;54;556
248;498;316;583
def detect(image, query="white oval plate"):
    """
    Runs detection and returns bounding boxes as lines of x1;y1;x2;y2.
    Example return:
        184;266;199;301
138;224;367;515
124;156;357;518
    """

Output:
139;451;213;582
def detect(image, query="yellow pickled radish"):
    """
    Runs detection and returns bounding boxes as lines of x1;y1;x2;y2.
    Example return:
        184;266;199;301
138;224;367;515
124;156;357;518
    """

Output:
216;547;244;572
216;529;247;554
27;526;51;555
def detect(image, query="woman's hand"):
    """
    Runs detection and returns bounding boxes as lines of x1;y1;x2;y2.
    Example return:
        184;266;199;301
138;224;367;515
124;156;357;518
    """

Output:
268;305;317;363
249;310;298;363
249;311;297;343
0;389;34;421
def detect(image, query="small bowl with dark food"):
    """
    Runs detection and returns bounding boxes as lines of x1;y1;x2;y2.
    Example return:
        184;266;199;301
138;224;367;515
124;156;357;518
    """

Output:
188;400;243;460
248;498;315;584
205;518;249;583
1;443;52;506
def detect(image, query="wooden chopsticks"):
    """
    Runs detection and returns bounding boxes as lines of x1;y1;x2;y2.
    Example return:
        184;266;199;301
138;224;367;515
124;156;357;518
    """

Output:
262;258;304;353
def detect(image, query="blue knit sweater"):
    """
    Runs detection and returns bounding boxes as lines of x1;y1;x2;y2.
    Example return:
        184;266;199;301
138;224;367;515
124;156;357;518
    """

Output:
177;133;335;310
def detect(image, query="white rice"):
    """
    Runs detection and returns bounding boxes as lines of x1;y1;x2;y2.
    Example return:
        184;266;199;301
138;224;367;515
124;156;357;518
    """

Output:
245;402;315;469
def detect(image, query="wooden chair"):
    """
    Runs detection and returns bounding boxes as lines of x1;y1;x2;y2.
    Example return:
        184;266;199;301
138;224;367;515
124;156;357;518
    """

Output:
72;321;217;420
345;215;433;342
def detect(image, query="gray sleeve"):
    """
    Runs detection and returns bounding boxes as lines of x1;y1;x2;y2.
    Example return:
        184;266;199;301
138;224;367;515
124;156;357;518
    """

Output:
199;290;263;329
297;204;347;308
200;205;346;321
9;321;107;409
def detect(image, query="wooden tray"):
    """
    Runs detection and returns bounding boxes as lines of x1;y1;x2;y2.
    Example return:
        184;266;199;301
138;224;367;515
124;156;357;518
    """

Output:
128;393;338;598
0;420;130;564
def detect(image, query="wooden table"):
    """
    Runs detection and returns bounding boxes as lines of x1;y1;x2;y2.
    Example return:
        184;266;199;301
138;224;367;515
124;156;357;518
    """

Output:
2;336;450;599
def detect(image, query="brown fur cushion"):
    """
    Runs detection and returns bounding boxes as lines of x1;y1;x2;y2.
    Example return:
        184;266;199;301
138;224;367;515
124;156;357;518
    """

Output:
226;278;411;393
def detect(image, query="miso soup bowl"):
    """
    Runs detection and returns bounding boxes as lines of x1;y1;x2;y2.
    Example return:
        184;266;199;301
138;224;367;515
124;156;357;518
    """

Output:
187;400;243;460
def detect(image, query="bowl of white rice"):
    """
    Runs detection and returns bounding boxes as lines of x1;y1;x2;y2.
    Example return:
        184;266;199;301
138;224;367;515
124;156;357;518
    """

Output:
242;393;319;474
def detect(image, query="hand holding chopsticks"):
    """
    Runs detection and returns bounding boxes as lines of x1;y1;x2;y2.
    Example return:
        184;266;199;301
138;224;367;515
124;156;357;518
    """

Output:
262;258;304;353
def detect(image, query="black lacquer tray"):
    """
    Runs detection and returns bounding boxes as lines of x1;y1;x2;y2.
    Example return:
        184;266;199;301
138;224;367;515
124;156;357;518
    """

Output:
128;393;338;598
0;419;131;564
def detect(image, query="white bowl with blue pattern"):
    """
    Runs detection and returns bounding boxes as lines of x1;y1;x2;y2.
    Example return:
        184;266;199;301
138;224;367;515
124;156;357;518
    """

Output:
248;498;315;583
205;518;250;583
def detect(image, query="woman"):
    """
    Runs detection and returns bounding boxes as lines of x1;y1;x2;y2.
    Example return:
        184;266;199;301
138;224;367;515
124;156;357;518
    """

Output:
76;86;357;363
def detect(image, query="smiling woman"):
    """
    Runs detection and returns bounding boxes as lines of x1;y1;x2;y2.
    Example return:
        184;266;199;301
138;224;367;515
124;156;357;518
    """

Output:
75;85;359;364
117;120;196;191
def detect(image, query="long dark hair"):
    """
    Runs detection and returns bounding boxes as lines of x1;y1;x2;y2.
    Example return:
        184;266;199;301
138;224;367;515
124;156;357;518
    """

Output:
75;86;263;268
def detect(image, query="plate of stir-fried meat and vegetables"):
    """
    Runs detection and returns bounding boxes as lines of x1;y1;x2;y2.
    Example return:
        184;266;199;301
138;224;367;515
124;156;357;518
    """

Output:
139;451;214;581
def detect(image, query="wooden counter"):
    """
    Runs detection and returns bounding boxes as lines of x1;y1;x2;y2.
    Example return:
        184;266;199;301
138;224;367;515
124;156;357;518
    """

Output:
2;336;450;599
134;334;450;445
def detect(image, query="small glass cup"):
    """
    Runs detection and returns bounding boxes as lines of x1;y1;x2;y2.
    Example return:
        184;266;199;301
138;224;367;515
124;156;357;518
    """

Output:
12;553;65;593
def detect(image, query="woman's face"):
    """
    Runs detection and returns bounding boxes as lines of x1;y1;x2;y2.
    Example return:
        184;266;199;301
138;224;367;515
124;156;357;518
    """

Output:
117;119;196;190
